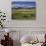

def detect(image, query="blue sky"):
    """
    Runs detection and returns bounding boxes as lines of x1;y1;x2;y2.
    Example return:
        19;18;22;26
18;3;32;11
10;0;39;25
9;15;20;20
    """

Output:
12;2;36;8
12;0;35;1
12;0;36;8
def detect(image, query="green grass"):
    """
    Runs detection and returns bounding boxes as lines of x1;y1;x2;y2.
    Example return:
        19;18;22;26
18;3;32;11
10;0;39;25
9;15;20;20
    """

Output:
12;8;36;20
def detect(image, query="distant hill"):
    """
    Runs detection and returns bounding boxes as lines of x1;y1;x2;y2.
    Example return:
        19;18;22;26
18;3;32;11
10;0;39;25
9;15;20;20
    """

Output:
12;7;36;9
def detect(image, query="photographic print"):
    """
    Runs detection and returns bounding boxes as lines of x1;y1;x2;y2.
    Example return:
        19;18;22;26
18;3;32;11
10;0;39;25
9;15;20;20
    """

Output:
12;0;36;20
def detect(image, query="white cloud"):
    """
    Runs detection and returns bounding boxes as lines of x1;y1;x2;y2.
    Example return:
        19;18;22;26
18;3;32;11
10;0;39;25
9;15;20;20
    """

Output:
12;0;35;1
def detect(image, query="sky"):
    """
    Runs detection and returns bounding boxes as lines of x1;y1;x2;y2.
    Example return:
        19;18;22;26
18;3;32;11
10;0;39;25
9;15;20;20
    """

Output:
12;0;35;1
12;1;36;8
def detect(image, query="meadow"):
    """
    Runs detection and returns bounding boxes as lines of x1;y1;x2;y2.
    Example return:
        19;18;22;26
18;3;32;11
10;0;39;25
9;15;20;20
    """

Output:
12;8;36;20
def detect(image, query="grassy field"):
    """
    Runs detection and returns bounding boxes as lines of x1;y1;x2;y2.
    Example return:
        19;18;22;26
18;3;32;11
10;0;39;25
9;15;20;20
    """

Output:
12;8;36;20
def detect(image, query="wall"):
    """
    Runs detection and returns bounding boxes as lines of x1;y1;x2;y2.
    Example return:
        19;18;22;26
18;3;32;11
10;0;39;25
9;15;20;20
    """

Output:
0;0;46;46
0;0;46;28
5;0;46;27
